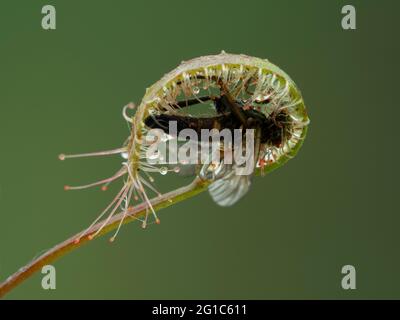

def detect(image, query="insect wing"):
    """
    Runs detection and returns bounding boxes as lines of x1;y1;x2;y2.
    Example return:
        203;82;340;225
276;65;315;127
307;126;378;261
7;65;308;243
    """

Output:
208;171;251;207
200;159;253;207
208;169;252;206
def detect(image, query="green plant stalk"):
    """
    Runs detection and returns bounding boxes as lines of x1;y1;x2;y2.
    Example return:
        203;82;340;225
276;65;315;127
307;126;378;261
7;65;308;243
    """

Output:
0;126;307;298
0;178;210;298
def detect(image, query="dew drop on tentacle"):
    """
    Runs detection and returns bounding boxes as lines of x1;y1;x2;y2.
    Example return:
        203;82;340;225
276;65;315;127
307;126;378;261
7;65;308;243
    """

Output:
192;86;200;95
148;150;160;161
173;166;180;173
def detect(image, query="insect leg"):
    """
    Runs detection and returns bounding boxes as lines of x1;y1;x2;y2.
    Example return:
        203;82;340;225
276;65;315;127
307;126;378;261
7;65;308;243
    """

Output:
219;82;248;126
173;95;214;109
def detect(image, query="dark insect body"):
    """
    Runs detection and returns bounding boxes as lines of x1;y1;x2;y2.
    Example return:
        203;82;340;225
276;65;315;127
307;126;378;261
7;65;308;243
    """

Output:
144;89;292;148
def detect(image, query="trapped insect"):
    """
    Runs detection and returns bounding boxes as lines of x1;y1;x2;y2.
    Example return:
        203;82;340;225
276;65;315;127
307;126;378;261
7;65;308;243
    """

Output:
59;52;310;242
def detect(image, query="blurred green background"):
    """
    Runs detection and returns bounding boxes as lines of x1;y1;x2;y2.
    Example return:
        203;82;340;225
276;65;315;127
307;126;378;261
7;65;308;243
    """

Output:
1;0;399;299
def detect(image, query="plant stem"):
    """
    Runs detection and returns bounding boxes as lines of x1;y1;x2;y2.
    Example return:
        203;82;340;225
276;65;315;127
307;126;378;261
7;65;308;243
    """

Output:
0;177;210;298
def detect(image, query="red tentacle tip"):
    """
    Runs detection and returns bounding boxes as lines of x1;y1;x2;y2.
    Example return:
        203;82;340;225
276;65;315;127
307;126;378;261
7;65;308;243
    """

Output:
64;185;71;191
58;154;66;161
155;218;161;225
74;238;80;244
101;185;108;191
109;237;115;243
